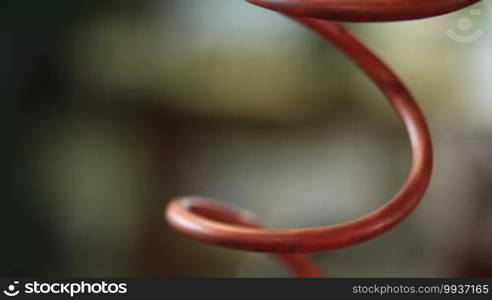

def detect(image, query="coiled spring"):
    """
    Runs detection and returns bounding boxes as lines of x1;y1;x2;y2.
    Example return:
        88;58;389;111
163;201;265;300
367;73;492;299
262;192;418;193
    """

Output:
165;0;481;277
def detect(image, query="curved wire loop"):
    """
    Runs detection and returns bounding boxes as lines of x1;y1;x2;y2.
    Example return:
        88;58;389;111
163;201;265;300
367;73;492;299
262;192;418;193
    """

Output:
165;0;480;277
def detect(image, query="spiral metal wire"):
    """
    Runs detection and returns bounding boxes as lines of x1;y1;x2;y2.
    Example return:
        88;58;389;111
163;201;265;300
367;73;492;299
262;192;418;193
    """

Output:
165;0;481;277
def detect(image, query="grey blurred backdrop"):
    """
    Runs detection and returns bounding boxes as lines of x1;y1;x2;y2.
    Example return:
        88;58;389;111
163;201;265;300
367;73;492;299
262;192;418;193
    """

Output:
1;0;491;277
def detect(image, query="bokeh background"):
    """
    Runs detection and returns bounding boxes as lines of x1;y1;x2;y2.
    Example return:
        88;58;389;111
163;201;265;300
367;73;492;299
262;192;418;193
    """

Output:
2;0;491;277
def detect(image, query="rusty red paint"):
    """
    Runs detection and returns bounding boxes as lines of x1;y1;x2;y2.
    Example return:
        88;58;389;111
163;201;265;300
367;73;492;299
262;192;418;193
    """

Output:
165;0;480;277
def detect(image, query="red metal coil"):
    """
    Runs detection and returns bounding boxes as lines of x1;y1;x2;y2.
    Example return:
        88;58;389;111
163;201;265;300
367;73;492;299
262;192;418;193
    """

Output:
165;0;481;277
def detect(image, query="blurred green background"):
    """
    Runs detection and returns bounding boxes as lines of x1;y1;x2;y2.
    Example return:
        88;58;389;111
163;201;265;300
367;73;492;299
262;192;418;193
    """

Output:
1;0;491;277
